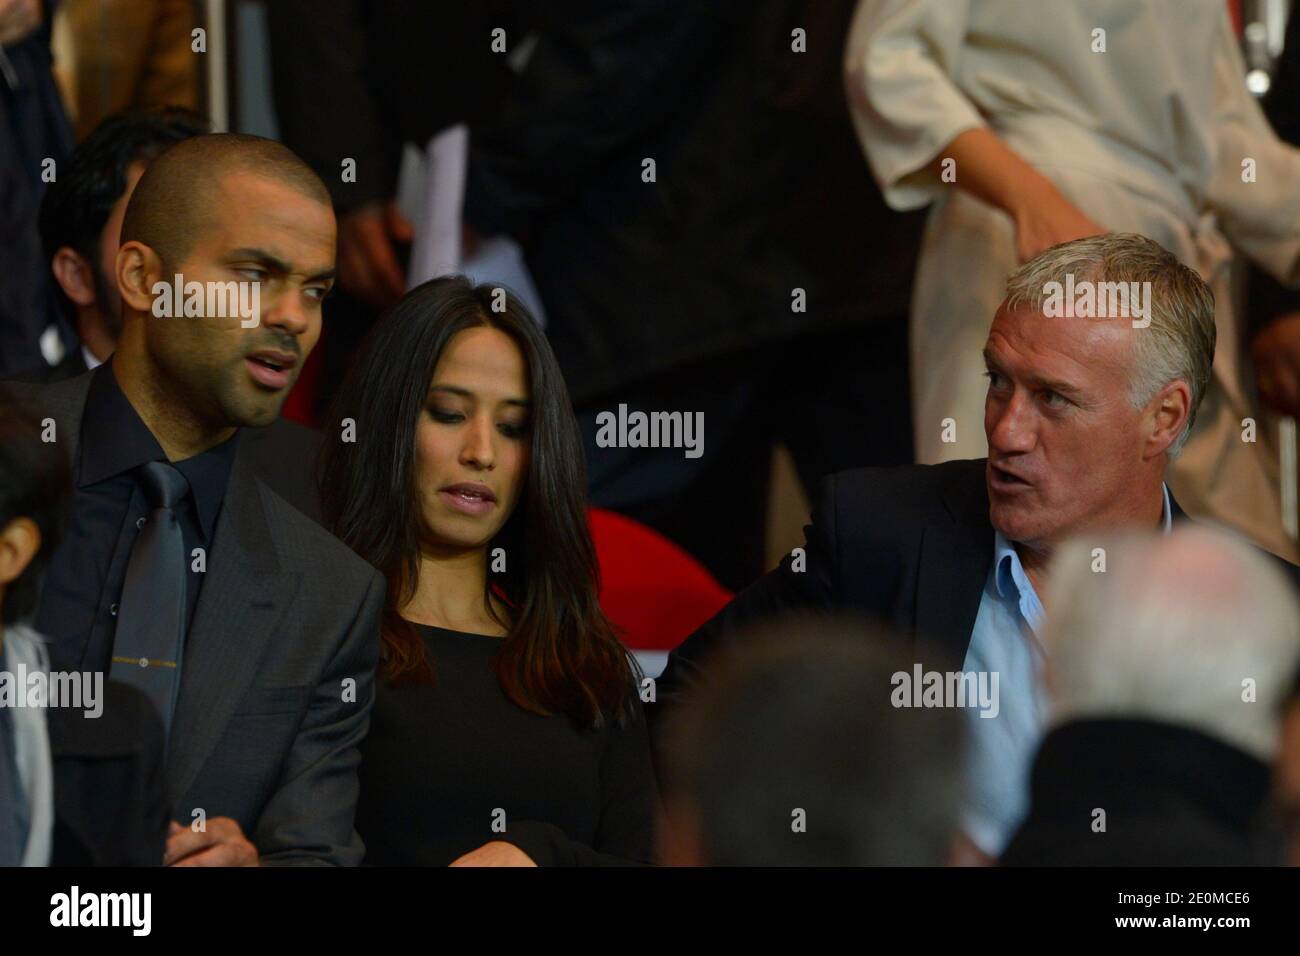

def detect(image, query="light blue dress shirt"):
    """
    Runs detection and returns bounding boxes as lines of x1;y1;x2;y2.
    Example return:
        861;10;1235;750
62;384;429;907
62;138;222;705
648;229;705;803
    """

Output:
960;484;1173;856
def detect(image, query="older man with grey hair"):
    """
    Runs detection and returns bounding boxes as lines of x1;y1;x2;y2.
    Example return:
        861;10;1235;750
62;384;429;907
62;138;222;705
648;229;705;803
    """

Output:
652;232;1300;863
1002;525;1300;865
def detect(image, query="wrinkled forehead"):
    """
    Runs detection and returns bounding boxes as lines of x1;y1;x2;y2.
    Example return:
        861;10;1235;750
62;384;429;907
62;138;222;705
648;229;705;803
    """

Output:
986;300;1136;387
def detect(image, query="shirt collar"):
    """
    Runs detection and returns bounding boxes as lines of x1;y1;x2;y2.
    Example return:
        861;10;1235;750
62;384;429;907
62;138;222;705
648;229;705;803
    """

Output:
79;362;166;487
995;482;1173;600
174;436;239;542
78;361;239;542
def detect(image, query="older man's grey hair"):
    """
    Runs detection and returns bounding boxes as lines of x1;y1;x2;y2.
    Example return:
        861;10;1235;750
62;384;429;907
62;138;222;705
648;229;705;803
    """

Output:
1003;233;1215;458
1042;526;1300;760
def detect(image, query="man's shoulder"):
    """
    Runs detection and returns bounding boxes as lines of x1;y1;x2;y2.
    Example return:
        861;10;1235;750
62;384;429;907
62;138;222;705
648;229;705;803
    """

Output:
244;416;321;459
255;476;381;591
239;417;324;522
2;369;93;423
821;458;988;525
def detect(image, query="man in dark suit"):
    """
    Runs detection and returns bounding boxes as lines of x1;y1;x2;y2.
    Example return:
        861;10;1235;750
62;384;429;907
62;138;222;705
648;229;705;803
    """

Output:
651;233;1300;860
15;133;383;866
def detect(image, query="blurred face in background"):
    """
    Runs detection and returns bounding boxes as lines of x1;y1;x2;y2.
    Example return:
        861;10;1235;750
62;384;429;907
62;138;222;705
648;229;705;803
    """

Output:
414;325;531;554
982;302;1169;549
50;160;145;353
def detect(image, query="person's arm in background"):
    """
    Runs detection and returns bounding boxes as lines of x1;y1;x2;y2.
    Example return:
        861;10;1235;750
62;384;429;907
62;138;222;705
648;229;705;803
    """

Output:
1247;4;1300;417
1208;1;1300;284
267;0;409;309
134;0;200;113
464;0;747;243
843;0;1102;263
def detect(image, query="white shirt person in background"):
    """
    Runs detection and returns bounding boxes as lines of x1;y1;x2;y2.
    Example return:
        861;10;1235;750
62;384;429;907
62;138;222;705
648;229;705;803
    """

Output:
845;0;1300;563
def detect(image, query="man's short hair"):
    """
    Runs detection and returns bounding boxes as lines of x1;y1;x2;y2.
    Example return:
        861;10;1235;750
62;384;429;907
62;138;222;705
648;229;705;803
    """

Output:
0;386;72;626
1043;526;1300;760
119;132;333;272
38;108;210;317
1003;233;1215;457
660;614;964;865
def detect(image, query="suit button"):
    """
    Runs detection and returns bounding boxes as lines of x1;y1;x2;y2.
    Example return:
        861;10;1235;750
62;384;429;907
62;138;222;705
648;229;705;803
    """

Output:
110;603;119;617
136;517;146;529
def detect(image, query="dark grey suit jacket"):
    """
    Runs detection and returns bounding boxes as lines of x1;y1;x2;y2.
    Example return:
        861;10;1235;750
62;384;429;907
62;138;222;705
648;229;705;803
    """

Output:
19;372;384;865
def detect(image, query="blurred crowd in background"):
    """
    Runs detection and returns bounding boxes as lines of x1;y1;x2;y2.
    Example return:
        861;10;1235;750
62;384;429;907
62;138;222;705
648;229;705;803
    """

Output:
2;0;1300;868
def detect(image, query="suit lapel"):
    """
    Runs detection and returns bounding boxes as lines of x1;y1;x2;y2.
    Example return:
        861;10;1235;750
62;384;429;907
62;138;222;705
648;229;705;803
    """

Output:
1168;487;1189;524
913;462;994;665
165;447;296;805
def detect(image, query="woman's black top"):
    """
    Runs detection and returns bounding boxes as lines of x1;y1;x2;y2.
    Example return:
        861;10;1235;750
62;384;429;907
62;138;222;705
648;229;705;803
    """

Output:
355;623;657;865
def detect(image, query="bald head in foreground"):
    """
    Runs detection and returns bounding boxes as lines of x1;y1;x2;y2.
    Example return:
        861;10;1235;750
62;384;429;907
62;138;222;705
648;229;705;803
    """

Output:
14;134;384;866
1004;525;1300;865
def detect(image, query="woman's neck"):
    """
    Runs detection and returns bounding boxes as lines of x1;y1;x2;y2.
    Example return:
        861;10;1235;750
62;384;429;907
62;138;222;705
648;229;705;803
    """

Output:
400;545;507;636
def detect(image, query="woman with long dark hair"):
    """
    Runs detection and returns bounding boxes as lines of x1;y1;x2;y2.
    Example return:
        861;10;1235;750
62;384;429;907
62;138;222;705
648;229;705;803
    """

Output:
319;276;654;865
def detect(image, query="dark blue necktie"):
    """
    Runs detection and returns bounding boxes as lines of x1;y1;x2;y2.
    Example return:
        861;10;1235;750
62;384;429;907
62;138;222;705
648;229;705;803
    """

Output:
110;461;190;745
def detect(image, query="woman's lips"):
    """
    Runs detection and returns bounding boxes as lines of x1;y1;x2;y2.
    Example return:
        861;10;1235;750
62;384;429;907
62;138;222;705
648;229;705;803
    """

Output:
439;484;497;516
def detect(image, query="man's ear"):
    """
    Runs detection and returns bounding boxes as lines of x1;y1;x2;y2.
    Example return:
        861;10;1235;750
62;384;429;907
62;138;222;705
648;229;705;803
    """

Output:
1144;379;1192;460
51;247;97;307
0;517;41;589
117;240;164;314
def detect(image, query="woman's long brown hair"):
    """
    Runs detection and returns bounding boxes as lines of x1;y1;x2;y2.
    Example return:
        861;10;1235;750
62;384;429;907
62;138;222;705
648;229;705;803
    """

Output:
318;276;638;728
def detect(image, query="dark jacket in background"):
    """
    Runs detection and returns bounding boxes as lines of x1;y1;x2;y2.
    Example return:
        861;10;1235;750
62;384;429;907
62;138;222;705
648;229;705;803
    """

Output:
8;347;88;383
267;0;514;213
0;5;75;376
48;680;169;866
1002;719;1278;866
465;0;926;402
268;0;925;404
